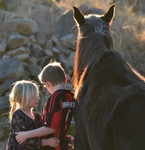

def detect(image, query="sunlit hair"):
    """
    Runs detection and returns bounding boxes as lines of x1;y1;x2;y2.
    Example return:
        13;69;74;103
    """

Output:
9;80;39;120
38;61;66;86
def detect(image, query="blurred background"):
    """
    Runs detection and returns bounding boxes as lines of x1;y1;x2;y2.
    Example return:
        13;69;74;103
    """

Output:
0;0;145;149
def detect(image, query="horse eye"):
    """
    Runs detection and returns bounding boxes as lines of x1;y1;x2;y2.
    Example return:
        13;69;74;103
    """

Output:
103;31;108;35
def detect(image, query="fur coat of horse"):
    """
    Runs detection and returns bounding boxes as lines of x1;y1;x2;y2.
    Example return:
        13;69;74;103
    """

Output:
73;4;145;150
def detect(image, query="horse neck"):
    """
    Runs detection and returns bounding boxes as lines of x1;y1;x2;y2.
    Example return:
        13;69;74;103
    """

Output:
79;35;108;67
73;36;108;90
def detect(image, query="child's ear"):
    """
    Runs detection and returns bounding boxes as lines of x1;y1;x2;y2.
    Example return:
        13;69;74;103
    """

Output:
47;82;51;87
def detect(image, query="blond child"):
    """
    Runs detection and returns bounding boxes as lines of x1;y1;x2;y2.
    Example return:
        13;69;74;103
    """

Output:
6;80;59;150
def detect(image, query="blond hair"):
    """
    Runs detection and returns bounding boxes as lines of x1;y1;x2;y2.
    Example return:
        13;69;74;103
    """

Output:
38;61;66;85
9;80;39;120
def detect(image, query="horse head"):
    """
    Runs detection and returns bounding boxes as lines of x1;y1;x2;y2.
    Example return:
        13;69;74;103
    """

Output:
73;4;115;97
73;4;115;49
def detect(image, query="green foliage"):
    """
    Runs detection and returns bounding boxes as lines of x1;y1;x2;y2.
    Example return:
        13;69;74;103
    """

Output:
67;123;76;137
0;1;7;9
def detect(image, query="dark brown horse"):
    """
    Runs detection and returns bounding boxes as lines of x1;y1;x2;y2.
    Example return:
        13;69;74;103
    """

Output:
73;4;145;150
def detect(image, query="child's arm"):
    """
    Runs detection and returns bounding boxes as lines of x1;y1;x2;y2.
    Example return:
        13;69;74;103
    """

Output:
16;126;55;144
42;137;60;147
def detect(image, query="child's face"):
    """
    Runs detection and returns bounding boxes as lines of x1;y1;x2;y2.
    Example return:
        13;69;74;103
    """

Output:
27;94;40;108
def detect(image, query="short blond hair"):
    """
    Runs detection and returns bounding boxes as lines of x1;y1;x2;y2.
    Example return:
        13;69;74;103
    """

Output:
38;61;66;85
9;80;39;120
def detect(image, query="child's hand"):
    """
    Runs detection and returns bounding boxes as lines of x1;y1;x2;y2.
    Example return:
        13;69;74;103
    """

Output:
15;132;28;144
67;135;74;147
47;137;60;147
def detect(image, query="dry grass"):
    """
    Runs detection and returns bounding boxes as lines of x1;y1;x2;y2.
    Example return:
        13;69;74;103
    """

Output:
56;0;109;10
111;1;145;75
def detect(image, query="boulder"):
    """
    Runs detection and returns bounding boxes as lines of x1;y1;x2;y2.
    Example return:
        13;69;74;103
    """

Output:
0;79;16;96
54;10;76;38
27;64;41;77
6;47;29;56
0;57;24;83
3;18;38;36
31;5;54;36
27;56;38;65
16;18;38;36
30;44;44;58
0;96;9;110
60;34;76;50
7;33;28;49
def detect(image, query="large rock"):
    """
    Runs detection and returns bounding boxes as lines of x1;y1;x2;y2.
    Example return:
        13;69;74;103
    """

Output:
7;33;28;49
0;57;24;83
14;53;30;61
30;44;44;58
44;48;54;57
6;47;29;56
17;18;38;36
26;64;41;77
31;6;53;36
5;47;30;61
54;10;76;38
3;18;38;36
0;96;9;110
0;79;16;96
36;32;47;48
27;56;38;65
60;34;76;50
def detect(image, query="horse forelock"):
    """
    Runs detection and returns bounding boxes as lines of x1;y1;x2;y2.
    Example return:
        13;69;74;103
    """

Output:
84;14;111;37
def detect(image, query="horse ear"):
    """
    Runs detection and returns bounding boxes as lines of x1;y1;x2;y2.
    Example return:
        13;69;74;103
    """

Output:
101;4;115;24
73;6;85;26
